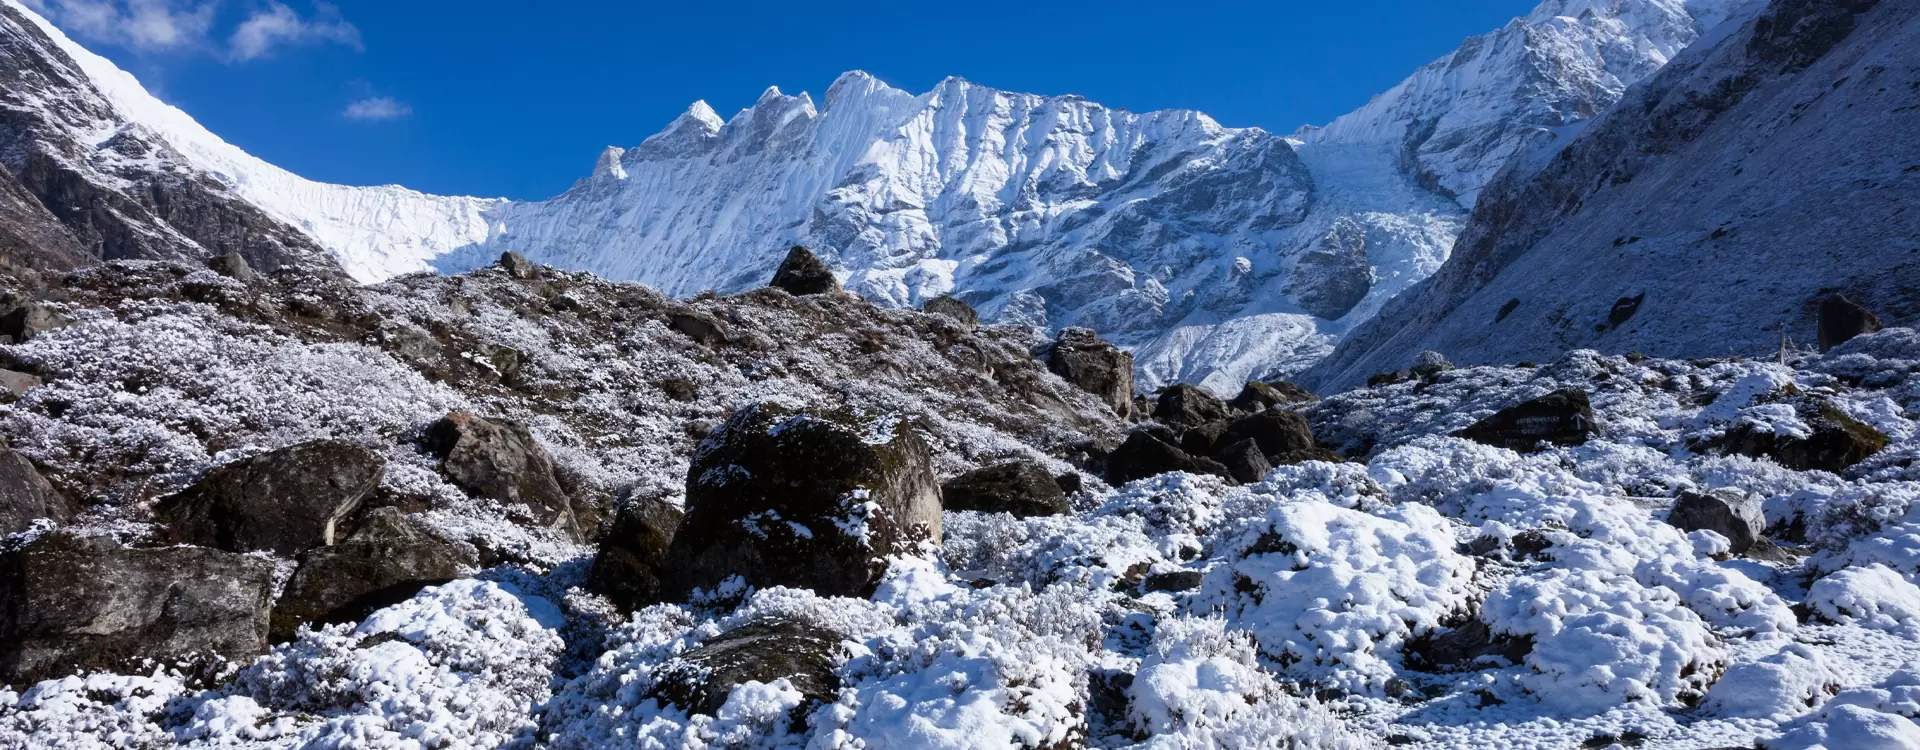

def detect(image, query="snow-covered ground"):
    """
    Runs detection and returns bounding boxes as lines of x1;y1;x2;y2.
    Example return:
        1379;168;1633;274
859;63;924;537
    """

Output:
7;255;1920;747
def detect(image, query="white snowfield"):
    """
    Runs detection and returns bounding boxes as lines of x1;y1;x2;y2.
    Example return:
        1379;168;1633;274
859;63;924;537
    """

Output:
3;0;1756;393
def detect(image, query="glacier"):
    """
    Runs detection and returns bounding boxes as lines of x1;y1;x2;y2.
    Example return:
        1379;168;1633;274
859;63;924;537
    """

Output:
4;0;1762;393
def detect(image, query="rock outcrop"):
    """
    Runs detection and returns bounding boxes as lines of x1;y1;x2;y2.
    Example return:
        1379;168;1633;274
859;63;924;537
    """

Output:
155;440;386;556
923;295;978;331
269;507;472;641
1454;390;1597;453
939;461;1070;518
0;445;71;535
1046;328;1134;419
1818;294;1883;352
647;619;843;720
425;413;578;539
587;498;684;611
1705;400;1888;473
0;533;274;684
769;246;841;296
1667;488;1765;554
662;403;941;601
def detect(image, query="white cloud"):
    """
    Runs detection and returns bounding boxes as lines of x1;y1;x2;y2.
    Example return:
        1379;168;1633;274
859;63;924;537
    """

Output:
229;1;359;61
343;96;410;121
23;0;217;51
23;0;360;60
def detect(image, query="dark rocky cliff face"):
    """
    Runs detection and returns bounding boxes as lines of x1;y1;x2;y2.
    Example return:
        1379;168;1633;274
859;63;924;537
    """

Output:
1304;0;1917;392
0;4;339;276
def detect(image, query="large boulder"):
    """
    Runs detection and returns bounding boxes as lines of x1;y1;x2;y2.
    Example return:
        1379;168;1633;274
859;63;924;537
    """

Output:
425;413;578;538
0;368;40;400
0;446;72;536
1153;384;1233;429
269;508;473;642
661;403;941;601
0;533;274;684
1453;389;1597;453
1708;400;1888;474
1105;430;1233;486
155;440;386;556
1229;380;1315;412
1046;327;1134;419
497;251;538;280
1818;294;1882;352
647;619;843;719
1211;438;1273;484
1218;409;1320;463
940;461;1070;518
769;245;841;296
922;295;978;331
1667;489;1765;554
587;497;684;611
0;300;64;344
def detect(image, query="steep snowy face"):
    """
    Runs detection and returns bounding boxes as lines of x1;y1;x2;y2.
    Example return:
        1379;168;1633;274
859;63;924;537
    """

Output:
433;73;1317;352
1305;0;1766;208
0;1;338;274
1305;0;1920;392
1136;0;1763;392
1;0;503;282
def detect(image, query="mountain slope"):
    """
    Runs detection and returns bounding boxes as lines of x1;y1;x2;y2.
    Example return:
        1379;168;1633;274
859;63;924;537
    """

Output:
1303;0;1920;392
0;2;339;275
1;0;1762;393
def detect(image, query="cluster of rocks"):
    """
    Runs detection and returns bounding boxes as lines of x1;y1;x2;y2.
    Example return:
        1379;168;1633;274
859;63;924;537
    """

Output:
0;408;601;684
1094;383;1335;486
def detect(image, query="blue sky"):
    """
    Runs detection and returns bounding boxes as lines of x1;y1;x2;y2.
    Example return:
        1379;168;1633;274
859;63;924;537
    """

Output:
30;0;1535;200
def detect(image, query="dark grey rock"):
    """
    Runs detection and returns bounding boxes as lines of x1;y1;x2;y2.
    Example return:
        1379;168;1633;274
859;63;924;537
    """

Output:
206;251;254;282
669;310;732;345
155;440;386;556
1153;384;1233;429
1218;409;1319;463
498;251;538;280
1818;293;1883;353
270;507;472;641
1704;400;1888;473
769;245;840;296
1046;327;1134;419
1453;389;1597;453
1229;380;1315;412
648;619;842;720
0;533;274;685
1668;488;1765;554
588;498;684;611
1105;430;1233;485
0;446;72;536
425;413;578;539
940;461;1070;518
1404;618;1533;673
662;402;942;601
1142;569;1204;593
0;300;63;344
923;295;978;331
1211;438;1273;484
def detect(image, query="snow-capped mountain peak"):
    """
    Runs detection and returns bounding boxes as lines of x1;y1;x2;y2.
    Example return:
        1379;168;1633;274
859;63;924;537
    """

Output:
0;0;1762;393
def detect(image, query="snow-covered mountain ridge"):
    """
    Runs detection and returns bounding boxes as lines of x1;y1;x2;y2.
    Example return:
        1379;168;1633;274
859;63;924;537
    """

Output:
0;0;1757;393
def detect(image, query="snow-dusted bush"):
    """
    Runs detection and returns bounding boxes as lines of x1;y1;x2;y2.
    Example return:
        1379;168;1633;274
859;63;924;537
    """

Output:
1704;644;1841;721
1807;565;1920;633
1197;495;1476;694
1484;567;1726;713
